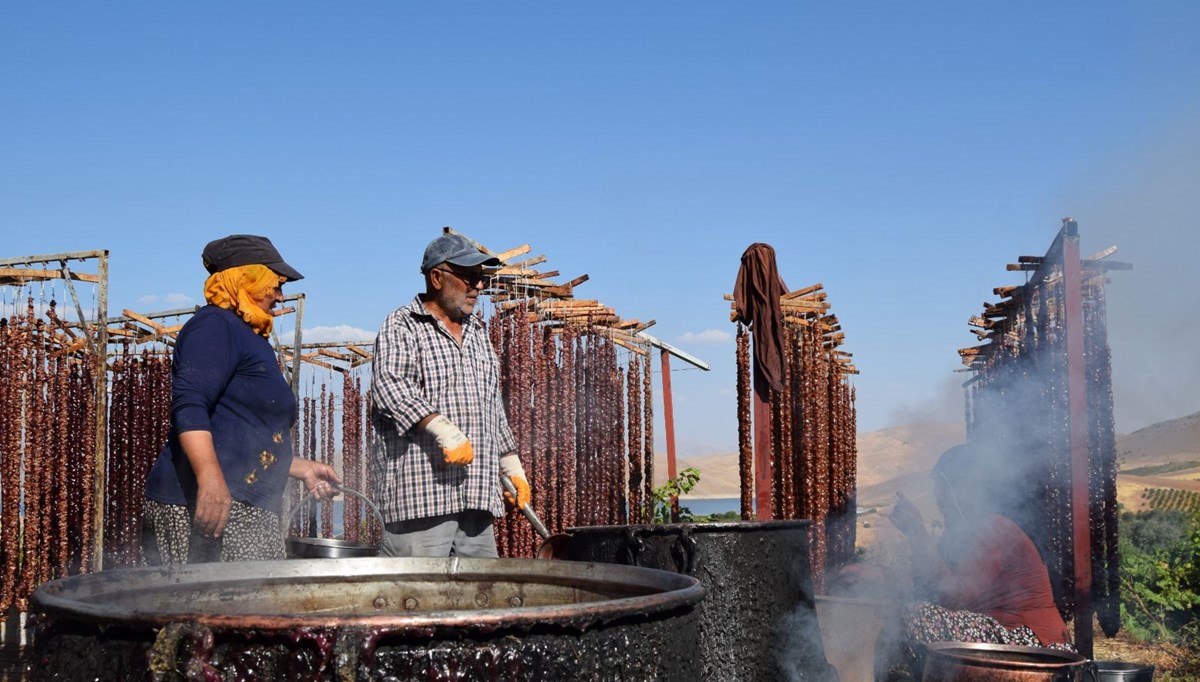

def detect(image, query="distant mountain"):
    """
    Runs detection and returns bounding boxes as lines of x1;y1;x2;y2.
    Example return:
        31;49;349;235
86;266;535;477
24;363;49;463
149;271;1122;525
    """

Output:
652;451;741;499
1117;411;1200;469
647;412;1200;506
854;421;964;518
652;420;965;502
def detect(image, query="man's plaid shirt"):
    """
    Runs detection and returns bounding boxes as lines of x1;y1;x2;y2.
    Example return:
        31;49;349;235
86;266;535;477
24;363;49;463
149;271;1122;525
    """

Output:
369;296;517;523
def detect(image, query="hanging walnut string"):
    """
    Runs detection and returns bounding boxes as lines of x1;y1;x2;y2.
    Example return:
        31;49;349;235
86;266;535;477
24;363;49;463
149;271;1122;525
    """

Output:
736;324;753;519
0;315;19;612
642;351;653;524
627;352;643;523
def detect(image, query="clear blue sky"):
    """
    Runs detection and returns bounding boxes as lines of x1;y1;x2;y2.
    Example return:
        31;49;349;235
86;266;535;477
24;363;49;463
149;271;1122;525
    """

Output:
3;3;1198;455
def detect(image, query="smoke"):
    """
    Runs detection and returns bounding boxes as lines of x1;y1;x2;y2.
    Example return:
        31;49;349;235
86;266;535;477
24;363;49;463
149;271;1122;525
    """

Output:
1067;114;1200;433
886;374;966;427
775;548;846;682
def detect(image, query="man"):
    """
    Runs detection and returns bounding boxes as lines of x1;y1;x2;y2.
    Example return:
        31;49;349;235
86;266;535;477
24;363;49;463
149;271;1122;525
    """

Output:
369;232;531;557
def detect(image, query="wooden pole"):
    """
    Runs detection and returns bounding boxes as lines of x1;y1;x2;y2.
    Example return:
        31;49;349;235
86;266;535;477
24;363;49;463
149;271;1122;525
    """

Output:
91;251;109;571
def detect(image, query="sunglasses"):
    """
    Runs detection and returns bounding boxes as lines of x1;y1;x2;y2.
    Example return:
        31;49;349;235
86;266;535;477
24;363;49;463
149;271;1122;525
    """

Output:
435;267;490;288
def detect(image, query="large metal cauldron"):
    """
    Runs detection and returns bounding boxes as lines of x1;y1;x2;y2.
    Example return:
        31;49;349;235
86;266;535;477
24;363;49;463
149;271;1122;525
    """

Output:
28;557;704;681
563;520;837;682
922;642;1090;682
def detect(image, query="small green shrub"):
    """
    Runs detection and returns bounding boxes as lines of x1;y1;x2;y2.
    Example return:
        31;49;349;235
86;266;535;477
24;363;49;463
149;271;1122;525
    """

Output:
650;467;701;523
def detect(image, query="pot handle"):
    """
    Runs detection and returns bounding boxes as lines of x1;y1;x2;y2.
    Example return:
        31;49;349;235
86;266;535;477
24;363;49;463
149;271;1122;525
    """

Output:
621;529;645;567
288;485;386;535
671;529;697;575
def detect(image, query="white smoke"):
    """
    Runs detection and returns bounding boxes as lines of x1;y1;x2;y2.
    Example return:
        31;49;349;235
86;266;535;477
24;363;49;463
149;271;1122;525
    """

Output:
1062;114;1200;433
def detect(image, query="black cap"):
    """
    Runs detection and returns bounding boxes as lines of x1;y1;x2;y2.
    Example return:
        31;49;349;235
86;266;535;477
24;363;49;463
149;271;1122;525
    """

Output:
201;235;304;281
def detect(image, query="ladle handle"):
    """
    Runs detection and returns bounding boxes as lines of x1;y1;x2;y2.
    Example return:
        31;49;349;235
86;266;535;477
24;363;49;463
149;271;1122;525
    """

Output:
502;475;550;539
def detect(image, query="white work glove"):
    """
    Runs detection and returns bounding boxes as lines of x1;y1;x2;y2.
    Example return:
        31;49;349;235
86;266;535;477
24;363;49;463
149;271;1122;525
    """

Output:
500;452;531;510
426;414;474;465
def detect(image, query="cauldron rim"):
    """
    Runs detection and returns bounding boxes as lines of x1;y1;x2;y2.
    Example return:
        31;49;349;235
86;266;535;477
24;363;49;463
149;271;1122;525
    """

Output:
567;518;812;534
30;557;704;632
925;641;1088;670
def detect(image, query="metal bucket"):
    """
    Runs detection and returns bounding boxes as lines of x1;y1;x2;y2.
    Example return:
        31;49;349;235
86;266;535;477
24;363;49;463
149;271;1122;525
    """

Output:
28;556;704;681
285;486;382;559
923;642;1090;682
562;519;837;681
1094;661;1155;682
814;594;900;682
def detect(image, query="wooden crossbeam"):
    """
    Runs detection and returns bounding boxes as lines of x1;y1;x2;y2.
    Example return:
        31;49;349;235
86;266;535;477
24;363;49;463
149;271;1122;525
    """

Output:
782;282;824;300
0;267;101;284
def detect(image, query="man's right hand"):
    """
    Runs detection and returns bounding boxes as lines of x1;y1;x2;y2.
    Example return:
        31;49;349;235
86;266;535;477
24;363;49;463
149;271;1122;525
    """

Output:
425;414;475;465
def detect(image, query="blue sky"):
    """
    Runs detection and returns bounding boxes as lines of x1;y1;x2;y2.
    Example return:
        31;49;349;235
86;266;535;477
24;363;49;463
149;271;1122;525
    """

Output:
3;3;1198;454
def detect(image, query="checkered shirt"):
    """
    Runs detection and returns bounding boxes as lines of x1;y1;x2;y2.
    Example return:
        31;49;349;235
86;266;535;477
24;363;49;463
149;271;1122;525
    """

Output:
369;296;517;523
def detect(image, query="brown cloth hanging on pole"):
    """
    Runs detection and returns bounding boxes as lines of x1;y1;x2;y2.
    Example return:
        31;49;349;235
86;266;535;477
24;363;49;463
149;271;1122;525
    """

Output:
732;243;788;391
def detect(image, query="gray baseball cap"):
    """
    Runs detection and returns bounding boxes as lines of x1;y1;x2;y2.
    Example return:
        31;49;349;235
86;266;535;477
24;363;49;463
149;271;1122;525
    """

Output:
421;233;501;273
202;234;304;281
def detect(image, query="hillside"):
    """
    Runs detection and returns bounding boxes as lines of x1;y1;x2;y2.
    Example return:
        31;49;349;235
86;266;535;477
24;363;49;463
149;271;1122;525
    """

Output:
652;420;965;501
1117;411;1200;469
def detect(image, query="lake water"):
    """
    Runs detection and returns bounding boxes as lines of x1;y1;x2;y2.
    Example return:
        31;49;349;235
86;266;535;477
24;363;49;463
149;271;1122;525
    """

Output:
678;497;740;517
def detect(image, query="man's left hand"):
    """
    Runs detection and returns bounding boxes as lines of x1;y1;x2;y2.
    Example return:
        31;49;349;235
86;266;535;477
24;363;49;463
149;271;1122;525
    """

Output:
499;452;532;510
503;475;532;511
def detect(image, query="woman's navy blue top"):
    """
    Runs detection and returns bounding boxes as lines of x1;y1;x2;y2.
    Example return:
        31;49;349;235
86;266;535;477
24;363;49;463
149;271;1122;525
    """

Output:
145;305;296;514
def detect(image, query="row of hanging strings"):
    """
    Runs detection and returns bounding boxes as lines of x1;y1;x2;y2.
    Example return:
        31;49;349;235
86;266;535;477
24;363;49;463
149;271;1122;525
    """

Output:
0;277;100;612
481;277;655;559
964;264;1119;635
735;320;858;593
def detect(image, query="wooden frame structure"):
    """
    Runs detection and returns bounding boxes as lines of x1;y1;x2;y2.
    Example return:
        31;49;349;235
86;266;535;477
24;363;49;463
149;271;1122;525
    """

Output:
959;218;1129;658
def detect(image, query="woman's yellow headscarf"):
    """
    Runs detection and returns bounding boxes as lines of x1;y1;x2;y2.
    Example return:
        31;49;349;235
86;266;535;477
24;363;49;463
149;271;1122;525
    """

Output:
203;264;286;337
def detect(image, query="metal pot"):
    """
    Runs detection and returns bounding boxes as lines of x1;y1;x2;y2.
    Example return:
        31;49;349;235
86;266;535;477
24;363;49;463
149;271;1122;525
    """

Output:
923;642;1090;682
285;486;382;559
563;519;838;682
28;557;704;681
1093;661;1155;682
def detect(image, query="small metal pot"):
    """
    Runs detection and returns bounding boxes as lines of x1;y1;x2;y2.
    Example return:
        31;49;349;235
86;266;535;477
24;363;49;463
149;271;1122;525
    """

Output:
285;486;382;559
1093;660;1155;682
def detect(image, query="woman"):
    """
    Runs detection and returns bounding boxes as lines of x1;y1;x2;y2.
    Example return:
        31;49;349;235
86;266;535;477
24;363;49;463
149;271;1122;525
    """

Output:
889;445;1073;659
142;234;341;564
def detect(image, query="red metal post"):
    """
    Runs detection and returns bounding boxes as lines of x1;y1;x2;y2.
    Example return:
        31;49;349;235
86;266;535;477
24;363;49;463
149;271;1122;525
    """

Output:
753;362;773;520
660;349;681;522
1061;218;1094;658
661;350;678;481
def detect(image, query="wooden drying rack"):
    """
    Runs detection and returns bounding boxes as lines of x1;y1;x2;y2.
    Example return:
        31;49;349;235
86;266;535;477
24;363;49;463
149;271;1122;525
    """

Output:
723;282;858;375
449;228;659;357
958;242;1131;370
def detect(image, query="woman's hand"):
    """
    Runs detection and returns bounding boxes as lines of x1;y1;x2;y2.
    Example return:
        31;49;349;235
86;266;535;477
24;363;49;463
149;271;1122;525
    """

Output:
290;458;343;500
178;430;233;537
193;468;233;538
